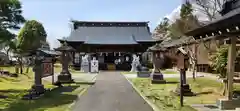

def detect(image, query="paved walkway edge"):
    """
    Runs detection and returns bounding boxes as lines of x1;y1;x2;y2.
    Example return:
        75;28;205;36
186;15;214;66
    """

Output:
123;75;159;111
66;75;97;111
66;87;88;111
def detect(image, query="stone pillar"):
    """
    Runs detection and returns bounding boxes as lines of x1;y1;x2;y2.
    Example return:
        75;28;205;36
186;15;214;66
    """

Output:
60;51;70;75
31;51;45;94
227;37;237;100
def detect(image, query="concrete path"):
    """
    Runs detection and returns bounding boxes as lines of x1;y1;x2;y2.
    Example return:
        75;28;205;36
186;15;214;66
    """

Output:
72;71;153;111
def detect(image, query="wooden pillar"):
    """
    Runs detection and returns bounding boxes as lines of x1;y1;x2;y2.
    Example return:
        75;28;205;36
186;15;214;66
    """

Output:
227;36;237;100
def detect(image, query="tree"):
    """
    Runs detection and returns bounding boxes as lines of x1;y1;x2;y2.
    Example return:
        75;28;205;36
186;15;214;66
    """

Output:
0;0;25;43
17;20;47;51
16;20;47;74
41;41;50;50
188;0;226;21
0;0;25;29
209;45;228;78
0;0;25;62
209;45;234;95
153;17;170;40
167;1;202;80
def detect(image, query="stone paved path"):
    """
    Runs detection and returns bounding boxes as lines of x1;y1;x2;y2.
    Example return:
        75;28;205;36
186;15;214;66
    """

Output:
72;71;153;111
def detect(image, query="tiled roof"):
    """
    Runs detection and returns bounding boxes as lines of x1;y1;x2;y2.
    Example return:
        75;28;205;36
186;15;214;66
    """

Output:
65;22;155;44
84;35;138;45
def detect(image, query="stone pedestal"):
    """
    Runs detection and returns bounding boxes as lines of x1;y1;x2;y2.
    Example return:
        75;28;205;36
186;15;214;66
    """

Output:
57;74;73;83
22;84;46;100
137;66;151;78
31;84;45;94
175;84;195;96
137;71;151;78
217;98;240;110
81;64;89;73
151;73;166;84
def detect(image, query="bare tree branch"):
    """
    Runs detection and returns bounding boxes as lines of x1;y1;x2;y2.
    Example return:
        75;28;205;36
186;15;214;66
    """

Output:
191;0;225;21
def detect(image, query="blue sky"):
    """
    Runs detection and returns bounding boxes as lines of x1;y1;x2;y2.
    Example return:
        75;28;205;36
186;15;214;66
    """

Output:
20;0;182;48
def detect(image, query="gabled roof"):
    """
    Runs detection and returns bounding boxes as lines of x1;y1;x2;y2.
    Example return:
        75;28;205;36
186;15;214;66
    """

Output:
159;37;195;48
147;44;167;52
64;21;155;45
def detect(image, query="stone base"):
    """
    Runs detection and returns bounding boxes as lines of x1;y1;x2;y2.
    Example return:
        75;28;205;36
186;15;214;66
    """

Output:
22;85;46;100
151;73;166;84
151;79;166;84
31;85;45;94
175;84;195;96
216;98;240;110
137;71;151;78
57;74;74;84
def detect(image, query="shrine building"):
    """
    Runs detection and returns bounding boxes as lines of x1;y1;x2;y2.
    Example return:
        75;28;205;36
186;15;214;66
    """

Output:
58;20;156;70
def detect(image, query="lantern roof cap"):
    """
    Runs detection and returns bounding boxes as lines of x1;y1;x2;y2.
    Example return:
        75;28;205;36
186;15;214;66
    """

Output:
54;41;75;51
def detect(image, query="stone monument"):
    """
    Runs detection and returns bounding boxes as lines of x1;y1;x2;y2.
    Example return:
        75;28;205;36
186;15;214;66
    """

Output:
54;42;75;84
130;54;140;72
81;55;90;73
137;52;151;78
90;57;99;73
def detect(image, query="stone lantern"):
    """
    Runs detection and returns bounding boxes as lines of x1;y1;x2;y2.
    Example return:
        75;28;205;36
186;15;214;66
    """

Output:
147;44;166;84
54;42;75;84
31;50;45;95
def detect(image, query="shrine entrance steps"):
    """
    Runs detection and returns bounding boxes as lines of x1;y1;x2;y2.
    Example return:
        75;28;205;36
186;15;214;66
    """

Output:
72;71;153;111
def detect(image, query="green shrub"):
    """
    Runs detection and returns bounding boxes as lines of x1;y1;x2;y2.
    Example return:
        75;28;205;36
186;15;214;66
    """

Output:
209;45;228;78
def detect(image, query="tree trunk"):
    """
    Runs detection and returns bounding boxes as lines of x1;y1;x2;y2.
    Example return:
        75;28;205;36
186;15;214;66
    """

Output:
25;58;30;73
25;66;29;73
17;56;23;74
192;62;196;81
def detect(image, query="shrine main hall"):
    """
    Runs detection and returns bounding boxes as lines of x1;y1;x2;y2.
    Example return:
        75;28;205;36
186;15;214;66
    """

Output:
58;20;156;70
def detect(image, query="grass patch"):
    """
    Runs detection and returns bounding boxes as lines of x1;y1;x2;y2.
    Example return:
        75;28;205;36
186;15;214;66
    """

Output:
130;77;240;111
0;66;89;111
162;70;178;74
149;69;178;74
121;72;137;74
130;78;195;111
